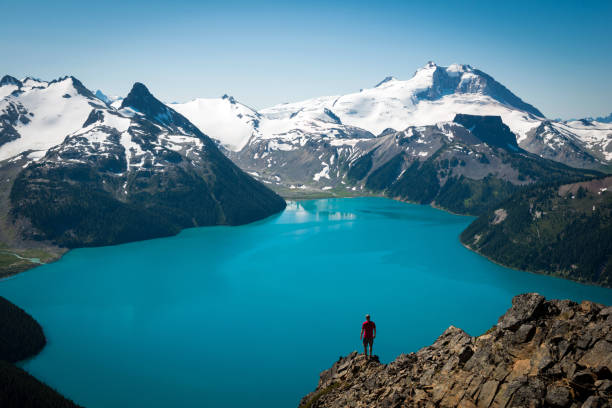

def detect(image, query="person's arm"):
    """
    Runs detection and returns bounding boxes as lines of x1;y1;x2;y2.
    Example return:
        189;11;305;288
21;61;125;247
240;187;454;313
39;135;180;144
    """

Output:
373;323;376;338
360;324;364;339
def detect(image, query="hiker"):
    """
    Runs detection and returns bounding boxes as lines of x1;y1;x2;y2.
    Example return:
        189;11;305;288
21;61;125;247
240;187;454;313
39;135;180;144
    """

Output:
360;314;376;357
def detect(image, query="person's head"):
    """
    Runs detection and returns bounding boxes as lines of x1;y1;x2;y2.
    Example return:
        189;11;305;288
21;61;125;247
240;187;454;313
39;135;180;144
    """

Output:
365;314;370;321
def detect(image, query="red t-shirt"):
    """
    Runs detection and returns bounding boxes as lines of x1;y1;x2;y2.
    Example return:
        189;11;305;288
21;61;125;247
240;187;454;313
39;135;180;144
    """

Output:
362;321;376;339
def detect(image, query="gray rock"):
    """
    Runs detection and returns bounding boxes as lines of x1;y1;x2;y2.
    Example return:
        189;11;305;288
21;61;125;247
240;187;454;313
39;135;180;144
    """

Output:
514;323;535;343
545;385;572;407
498;293;546;331
581;396;607;408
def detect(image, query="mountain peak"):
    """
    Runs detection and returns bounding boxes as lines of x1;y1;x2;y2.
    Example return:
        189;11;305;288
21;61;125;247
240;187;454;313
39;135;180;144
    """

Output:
95;89;123;106
69;76;95;98
120;82;156;112
95;89;109;103
222;94;237;104
120;82;204;133
445;63;472;76
0;75;22;87
128;82;151;98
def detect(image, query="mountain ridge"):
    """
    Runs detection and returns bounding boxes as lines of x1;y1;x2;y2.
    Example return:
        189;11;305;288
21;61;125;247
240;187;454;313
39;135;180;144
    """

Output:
0;76;286;274
163;62;611;172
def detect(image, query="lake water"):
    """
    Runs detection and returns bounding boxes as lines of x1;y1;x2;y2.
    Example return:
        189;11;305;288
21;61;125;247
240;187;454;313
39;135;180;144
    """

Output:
1;198;611;407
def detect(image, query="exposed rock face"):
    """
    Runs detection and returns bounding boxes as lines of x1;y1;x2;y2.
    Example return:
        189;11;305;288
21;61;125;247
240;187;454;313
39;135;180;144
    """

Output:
453;114;520;151
299;294;612;408
521;121;603;170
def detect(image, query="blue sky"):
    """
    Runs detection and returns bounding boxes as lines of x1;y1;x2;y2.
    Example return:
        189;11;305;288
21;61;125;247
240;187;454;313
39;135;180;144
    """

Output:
1;0;611;118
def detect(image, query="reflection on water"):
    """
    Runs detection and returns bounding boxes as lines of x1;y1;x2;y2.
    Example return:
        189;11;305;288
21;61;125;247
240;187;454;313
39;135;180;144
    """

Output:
286;200;357;222
0;197;610;408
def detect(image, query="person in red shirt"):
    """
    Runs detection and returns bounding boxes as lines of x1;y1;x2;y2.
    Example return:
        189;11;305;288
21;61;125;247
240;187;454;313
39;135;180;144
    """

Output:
360;314;376;358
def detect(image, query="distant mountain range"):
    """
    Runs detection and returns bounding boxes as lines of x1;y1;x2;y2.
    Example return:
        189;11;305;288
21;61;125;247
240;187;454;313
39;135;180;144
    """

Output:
167;62;612;178
595;112;612;123
1;62;610;284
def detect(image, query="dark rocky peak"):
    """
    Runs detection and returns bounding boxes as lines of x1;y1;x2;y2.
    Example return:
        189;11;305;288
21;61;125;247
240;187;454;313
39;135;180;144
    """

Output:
82;109;105;127
453;114;520;152
0;75;22;87
378;127;397;137
120;82;154;109
69;76;95;99
222;94;237;104
121;82;172;122
324;108;342;124
121;82;206;136
416;65;462;100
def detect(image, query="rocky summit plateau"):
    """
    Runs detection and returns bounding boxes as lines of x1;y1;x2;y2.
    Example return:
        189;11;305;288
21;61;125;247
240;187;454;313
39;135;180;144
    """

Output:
299;294;612;408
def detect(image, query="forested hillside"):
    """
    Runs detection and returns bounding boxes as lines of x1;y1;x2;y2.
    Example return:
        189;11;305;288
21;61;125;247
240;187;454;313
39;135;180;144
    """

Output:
0;296;81;407
461;176;612;286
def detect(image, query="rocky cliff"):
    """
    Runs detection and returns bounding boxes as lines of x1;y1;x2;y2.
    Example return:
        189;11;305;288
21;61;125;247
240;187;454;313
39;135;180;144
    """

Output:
299;294;612;408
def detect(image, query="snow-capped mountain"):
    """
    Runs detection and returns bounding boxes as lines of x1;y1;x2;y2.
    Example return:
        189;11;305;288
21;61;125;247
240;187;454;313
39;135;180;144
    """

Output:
0;76;285;250
169;95;262;151
231;113;599;206
169;62;610;174
94;89;123;109
521;119;612;168
577;112;612;124
259;62;544;140
2;62;608;228
0;75;99;161
557;119;612;161
595;113;612;123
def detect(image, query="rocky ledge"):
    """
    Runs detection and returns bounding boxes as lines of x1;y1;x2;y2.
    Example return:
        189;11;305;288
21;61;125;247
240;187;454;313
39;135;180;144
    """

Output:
299;294;612;408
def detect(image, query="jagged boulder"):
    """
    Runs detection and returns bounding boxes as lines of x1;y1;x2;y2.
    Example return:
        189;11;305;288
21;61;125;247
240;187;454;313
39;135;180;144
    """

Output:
299;293;612;408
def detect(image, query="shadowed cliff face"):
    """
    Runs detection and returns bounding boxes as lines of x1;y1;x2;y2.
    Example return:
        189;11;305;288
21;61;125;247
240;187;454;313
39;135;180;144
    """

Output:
299;293;612;408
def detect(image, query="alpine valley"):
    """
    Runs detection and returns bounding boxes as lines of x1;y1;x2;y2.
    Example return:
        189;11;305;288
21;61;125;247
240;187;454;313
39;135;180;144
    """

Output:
1;62;611;285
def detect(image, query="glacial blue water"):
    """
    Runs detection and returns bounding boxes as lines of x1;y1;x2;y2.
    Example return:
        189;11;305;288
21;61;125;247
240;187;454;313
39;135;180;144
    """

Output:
1;198;611;408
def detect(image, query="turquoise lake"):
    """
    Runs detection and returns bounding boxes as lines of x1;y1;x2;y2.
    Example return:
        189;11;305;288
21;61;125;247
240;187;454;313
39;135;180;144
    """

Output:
1;197;611;407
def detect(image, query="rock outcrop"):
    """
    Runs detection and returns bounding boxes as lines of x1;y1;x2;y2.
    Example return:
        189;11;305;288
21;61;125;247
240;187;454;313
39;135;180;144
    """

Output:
299;294;612;408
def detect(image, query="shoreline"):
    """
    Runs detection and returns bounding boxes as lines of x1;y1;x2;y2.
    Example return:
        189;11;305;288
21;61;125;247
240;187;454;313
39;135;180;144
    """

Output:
2;193;610;290
459;241;612;289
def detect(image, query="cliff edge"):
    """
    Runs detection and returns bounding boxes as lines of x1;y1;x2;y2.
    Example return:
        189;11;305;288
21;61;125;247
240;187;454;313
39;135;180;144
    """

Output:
299;293;612;408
